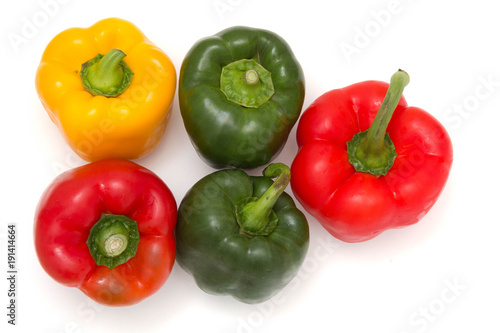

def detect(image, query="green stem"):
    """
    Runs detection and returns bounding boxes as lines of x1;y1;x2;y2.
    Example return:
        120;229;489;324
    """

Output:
347;69;410;176
80;48;134;97
220;58;275;108
363;70;410;152
236;163;290;236
86;214;140;269
244;69;259;85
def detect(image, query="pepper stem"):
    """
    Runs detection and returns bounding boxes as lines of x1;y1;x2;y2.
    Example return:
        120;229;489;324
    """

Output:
103;233;128;257
236;163;291;236
86;214;140;269
244;69;259;85
80;48;134;97
347;69;410;176
220;58;275;108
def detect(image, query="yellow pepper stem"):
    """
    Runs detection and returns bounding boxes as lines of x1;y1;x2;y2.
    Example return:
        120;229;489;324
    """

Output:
80;48;134;97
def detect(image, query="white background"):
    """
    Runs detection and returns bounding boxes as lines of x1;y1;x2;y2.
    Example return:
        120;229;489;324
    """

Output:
1;0;499;332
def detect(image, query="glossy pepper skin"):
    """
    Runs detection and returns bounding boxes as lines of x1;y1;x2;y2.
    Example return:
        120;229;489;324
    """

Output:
291;70;453;243
179;26;305;169
176;163;309;303
35;18;177;161
34;159;177;306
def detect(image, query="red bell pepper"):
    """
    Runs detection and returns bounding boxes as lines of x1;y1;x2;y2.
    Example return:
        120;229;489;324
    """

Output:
291;70;453;242
34;159;177;306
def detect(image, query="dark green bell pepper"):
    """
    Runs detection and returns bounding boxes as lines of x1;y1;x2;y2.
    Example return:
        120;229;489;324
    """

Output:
179;26;305;169
175;163;309;303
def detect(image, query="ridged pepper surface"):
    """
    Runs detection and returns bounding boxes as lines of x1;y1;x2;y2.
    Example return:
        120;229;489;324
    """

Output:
35;18;176;161
179;26;305;169
176;163;309;303
291;70;453;242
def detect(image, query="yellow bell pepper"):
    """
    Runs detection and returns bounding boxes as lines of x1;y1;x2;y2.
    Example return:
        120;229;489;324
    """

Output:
35;17;177;161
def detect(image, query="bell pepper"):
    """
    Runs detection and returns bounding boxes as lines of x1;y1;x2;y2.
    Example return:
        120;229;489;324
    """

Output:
35;18;177;161
34;159;177;306
175;163;309;303
178;26;305;169
291;70;453;243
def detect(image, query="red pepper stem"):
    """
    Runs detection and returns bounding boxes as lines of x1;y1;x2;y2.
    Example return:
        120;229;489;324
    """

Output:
361;69;410;153
347;70;410;176
86;214;140;269
236;163;290;236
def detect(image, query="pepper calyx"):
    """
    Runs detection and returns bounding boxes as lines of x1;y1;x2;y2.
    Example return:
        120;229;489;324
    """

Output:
80;48;134;97
220;58;274;108
86;214;140;269
235;163;290;237
347;69;410;176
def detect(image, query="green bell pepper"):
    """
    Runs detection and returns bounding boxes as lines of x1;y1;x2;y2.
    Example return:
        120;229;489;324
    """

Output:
179;26;305;169
175;163;309;303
